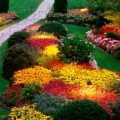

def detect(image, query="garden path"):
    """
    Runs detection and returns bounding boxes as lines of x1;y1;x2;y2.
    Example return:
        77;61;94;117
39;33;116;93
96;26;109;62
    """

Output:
0;0;54;45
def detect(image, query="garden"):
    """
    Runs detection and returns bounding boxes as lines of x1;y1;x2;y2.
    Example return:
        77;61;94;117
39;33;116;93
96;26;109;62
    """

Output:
0;0;120;120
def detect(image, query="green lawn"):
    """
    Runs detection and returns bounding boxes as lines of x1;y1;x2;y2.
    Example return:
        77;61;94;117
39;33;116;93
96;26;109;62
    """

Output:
0;0;44;31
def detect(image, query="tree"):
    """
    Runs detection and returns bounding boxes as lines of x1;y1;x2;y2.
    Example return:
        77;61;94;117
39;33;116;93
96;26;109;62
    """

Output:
54;0;67;14
0;0;10;13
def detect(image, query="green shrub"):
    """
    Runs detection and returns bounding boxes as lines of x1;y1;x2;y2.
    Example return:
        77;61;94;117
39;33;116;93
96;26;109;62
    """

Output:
21;82;42;100
106;31;120;40
57;36;94;63
114;50;120;60
108;98;120;120
53;99;109;120
94;28;101;35
7;31;31;48
38;21;67;37
33;93;68;116
0;0;9;13
2;43;40;81
54;0;67;14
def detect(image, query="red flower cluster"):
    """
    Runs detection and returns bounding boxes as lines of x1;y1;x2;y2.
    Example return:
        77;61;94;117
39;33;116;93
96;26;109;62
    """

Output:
28;37;59;49
100;26;120;35
42;79;120;114
46;59;65;71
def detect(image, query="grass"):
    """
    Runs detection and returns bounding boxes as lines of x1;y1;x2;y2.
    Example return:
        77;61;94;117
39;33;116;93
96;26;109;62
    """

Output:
0;0;44;31
0;108;10;120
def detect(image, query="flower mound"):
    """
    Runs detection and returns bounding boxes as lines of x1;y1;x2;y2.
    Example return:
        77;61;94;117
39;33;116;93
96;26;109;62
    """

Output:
42;79;120;113
13;66;53;85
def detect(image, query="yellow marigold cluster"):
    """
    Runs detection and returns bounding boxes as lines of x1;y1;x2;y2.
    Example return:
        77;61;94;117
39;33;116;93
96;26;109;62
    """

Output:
59;68;120;90
42;45;59;57
35;32;57;39
36;45;59;66
13;66;53;85
9;104;53;120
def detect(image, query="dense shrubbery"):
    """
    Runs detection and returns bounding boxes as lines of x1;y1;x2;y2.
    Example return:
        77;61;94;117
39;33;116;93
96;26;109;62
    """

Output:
7;31;31;48
38;21;67;37
57;36;94;63
21;82;42;100
46;10;99;28
2;43;39;81
53;100;109;120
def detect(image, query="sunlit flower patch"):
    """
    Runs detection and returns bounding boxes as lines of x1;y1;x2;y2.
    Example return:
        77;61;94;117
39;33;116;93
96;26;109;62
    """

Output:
13;66;53;85
58;67;120;92
33;32;57;39
42;79;120;114
9;104;53;120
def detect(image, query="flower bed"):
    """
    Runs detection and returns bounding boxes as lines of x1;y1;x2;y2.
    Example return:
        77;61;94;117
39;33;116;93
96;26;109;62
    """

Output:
86;26;120;55
0;11;19;26
1;22;120;120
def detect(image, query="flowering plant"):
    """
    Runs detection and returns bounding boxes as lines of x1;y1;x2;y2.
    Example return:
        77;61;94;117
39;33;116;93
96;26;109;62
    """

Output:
13;66;53;85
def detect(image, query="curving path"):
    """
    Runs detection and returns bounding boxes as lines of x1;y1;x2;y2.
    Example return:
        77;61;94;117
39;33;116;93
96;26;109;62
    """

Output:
0;0;54;46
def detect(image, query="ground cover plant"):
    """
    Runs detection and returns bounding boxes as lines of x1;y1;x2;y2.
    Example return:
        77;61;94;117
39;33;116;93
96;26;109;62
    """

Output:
0;0;120;119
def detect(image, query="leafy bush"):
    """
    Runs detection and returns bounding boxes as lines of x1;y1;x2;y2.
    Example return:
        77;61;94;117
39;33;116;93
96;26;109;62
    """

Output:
57;36;94;63
38;21;67;37
2;43;39;81
94;28;101;35
106;31;120;40
53;99;109;120
83;0;105;16
21;82;42;100
108;98;120;120
33;93;68;116
7;31;31;48
54;0;67;14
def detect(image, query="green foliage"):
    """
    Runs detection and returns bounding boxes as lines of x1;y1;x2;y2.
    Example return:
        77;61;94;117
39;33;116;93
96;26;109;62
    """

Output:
108;98;120;120
94;28;101;35
38;21;67;37
2;43;40;80
106;31;120;40
0;0;9;13
57;36;94;63
33;93;68;116
53;99;109;120
83;0;105;16
21;82;42;100
54;0;67;14
7;31;31;48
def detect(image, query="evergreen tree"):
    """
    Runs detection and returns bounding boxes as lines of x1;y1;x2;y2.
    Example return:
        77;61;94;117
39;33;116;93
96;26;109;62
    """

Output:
54;0;67;14
0;0;10;13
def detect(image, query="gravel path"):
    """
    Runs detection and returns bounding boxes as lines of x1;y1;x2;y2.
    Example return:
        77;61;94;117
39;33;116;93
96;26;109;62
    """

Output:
0;0;54;45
